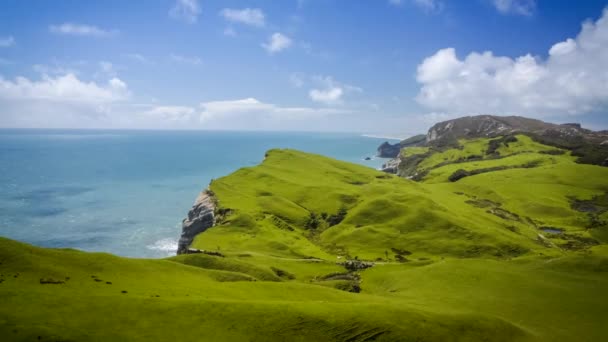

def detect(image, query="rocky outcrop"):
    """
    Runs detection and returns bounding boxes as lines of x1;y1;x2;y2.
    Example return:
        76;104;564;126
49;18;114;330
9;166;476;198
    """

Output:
177;190;216;255
377;134;426;158
381;158;400;174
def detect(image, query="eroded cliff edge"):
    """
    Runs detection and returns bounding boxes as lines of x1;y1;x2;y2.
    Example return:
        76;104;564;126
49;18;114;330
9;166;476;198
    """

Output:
177;189;216;255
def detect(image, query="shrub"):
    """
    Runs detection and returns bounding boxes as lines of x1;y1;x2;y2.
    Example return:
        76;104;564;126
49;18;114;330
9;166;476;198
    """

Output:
448;169;470;182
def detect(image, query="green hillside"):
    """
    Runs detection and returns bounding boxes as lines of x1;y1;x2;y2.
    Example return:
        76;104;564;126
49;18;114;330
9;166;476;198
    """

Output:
1;136;608;341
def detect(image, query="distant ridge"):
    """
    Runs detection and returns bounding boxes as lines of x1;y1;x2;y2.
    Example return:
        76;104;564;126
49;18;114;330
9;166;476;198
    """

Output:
378;115;608;166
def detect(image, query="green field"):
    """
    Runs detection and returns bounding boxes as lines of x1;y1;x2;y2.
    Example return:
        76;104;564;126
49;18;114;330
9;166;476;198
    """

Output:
1;136;607;341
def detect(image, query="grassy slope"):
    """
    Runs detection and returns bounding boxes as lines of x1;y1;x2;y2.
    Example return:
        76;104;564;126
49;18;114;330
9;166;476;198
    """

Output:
2;139;608;341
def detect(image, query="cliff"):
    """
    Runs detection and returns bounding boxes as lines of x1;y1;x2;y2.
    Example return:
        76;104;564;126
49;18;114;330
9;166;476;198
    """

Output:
176;189;216;254
377;134;426;158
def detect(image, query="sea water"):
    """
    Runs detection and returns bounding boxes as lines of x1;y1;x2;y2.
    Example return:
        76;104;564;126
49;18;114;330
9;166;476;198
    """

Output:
0;129;396;257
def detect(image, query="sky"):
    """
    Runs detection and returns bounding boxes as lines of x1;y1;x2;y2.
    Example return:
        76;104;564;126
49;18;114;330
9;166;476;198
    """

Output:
0;0;607;136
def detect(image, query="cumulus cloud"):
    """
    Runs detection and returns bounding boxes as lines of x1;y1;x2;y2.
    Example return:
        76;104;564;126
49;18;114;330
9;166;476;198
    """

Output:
220;8;265;27
169;0;201;24
0;73;130;128
415;8;608;118
49;23;116;37
0;36;15;47
308;76;362;105
0;73;128;103
492;0;536;16
262;33;292;54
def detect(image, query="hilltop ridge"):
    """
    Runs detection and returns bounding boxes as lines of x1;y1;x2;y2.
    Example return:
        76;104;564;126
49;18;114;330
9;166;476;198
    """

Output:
379;115;608;167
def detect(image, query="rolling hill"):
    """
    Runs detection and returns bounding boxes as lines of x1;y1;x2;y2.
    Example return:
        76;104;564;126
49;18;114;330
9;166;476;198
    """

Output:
1;118;608;341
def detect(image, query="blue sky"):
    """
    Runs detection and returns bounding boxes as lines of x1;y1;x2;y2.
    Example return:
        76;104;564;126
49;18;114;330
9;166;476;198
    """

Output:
0;0;607;135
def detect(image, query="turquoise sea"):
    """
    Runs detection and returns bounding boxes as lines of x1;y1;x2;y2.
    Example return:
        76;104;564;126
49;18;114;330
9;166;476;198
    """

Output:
0;129;396;257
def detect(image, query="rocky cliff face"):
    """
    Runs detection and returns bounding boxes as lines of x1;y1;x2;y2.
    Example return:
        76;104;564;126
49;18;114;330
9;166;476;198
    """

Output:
377;134;427;158
177;190;216;255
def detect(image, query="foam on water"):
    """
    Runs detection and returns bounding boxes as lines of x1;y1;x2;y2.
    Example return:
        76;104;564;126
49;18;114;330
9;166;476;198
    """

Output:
146;238;179;255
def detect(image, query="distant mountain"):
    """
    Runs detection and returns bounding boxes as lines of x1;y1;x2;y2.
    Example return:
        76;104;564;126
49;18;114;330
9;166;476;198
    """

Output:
378;115;608;166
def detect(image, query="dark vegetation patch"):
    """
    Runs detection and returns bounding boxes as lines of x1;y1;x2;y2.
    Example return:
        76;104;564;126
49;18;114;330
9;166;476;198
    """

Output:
184;248;225;257
505;225;520;233
526;132;608;166
539;150;566;155
390;248;412;263
305;207;348;230
570;193;608;228
270;267;295;280
214;208;233;225
448;160;543;182
449;169;471;182
550;233;600;251
465;199;501;208
488;208;521;222
334;281;361;293
338;259;374;271
268;215;295;231
316;272;362;293
486;135;518;156
39;278;65;285
319;272;360;281
462;244;528;258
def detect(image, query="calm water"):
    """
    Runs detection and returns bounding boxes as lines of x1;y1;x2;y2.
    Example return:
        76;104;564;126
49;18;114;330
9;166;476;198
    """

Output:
0;129;395;257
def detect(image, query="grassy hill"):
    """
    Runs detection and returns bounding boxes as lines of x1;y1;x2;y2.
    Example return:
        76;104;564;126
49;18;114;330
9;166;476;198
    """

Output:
1;136;608;341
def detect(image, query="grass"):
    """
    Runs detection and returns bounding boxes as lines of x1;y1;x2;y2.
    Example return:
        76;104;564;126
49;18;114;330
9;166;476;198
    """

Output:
1;137;608;341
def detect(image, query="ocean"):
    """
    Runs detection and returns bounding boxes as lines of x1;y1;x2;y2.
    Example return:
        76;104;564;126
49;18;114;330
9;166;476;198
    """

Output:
0;129;396;258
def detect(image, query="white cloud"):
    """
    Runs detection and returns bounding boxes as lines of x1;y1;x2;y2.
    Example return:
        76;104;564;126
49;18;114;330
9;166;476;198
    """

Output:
492;0;536;16
220;8;265;27
199;97;345;124
0;36;15;47
309;87;343;105
49;23;115;37
415;8;608;117
170;54;202;65
262;33;292;54
548;38;577;56
0;73;128;103
169;0;201;24
308;76;362;105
